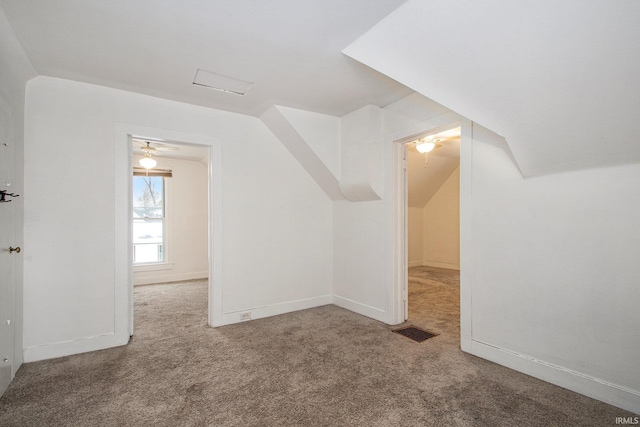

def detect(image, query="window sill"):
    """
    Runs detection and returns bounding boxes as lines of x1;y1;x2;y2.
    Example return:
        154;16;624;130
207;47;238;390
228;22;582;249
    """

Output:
134;262;175;273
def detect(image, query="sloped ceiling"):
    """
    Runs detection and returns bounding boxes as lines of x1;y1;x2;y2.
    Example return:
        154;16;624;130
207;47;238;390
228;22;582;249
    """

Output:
0;0;412;117
407;140;459;208
344;0;640;177
0;6;36;107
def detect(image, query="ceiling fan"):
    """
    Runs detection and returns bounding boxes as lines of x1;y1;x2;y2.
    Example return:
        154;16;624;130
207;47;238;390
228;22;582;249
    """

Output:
407;128;461;166
132;139;179;169
408;133;460;153
133;139;180;155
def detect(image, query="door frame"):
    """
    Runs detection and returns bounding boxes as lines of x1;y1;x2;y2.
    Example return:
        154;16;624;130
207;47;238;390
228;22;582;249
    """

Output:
114;123;223;345
0;95;17;395
389;113;472;351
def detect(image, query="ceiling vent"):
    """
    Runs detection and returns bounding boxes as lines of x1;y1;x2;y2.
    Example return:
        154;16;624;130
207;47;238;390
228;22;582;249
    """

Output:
193;69;253;96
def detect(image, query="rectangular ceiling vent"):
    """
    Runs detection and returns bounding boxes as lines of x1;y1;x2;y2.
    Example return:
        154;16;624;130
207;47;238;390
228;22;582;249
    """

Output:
193;69;253;96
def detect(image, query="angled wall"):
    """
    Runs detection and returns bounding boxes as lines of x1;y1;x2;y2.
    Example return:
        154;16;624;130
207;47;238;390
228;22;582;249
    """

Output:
339;105;384;201
344;0;640;178
262;104;386;202
260;106;343;200
333;95;458;323
343;1;640;413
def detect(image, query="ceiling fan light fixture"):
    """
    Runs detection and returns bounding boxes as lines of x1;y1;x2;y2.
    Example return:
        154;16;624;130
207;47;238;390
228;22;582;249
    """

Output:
139;154;157;169
416;139;436;153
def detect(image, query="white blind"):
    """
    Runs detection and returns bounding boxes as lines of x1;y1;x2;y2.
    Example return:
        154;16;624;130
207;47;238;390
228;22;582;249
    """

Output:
133;167;172;177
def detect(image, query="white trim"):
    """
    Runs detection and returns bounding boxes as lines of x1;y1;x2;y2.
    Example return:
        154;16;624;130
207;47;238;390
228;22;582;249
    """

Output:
134;271;208;286
332;295;387;323
23;334;117;363
114;124;133;344
388;112;465;326
133;262;174;272
209;143;224;327
458;119;473;352
114;123;223;339
219;295;332;325
421;261;460;271
469;339;640;415
388;133;406;324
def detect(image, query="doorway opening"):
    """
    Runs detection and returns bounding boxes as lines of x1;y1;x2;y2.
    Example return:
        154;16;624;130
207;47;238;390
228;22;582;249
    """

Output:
114;123;223;346
403;125;461;337
130;137;210;336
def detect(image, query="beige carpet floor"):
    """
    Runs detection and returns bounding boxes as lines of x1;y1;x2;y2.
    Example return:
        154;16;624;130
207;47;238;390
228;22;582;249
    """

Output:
0;272;635;426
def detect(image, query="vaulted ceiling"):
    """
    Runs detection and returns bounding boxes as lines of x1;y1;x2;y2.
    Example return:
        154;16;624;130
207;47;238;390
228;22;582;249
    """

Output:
0;0;412;117
407;139;460;209
344;0;640;177
4;1;636;179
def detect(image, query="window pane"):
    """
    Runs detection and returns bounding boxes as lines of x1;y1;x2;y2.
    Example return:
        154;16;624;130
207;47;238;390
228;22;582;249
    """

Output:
133;176;164;218
133;218;163;263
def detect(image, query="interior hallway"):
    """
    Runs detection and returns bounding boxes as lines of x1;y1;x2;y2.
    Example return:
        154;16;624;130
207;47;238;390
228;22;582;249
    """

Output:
0;278;632;426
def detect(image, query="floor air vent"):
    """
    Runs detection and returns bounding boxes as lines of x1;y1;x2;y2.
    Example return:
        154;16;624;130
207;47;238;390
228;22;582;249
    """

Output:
393;325;438;342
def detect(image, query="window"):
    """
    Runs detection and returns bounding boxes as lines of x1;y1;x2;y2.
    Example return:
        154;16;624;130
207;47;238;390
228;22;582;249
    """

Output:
133;175;165;264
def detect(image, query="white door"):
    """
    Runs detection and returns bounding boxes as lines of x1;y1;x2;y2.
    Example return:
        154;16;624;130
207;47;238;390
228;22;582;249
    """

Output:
0;97;17;396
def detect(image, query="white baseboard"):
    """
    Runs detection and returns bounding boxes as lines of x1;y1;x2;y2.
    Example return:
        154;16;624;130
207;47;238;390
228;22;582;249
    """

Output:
332;295;386;323
469;339;640;414
134;271;208;286
421;260;460;271
407;260;423;267
218;294;332;326
23;333;126;363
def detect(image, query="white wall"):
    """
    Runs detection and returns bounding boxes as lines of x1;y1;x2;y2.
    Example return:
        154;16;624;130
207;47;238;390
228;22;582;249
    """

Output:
132;155;209;285
422;167;459;270
332;199;388;320
332;95;456;323
330;87;640;411
344;7;640;411
275;106;341;179
468;124;640;411
23;76;333;362
0;5;37;392
407;207;423;267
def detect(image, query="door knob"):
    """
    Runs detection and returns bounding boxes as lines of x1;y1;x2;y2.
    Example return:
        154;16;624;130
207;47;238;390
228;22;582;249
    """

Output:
9;247;20;253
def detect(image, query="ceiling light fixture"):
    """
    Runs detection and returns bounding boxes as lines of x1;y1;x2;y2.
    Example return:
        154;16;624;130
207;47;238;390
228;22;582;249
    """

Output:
139;153;157;169
139;141;157;169
415;138;437;153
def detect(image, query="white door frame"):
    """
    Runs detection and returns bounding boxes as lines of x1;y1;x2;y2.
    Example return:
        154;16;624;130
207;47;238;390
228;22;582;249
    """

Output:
114;123;223;346
0;95;16;395
388;113;472;350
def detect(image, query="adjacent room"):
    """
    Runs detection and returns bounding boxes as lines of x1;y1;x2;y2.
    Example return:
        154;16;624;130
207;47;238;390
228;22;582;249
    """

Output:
404;127;461;340
131;139;210;331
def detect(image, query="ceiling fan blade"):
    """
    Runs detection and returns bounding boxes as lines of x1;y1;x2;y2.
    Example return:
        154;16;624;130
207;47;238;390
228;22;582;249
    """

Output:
132;139;180;151
436;135;460;143
154;146;179;152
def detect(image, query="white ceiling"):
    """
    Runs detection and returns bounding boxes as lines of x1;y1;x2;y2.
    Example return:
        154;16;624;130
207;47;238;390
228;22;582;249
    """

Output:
0;0;412;117
132;139;210;163
345;0;640;177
